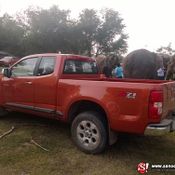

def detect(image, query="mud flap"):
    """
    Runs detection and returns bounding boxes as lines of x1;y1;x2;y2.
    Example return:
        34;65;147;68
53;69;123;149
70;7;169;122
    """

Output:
109;129;118;145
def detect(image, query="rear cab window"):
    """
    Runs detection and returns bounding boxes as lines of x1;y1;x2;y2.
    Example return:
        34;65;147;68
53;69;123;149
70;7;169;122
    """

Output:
63;59;98;74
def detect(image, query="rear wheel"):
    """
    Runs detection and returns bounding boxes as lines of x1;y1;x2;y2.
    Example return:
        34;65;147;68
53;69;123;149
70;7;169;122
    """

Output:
71;111;107;154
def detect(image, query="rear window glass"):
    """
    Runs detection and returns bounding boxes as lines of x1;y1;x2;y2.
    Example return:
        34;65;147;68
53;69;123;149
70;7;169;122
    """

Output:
63;59;98;74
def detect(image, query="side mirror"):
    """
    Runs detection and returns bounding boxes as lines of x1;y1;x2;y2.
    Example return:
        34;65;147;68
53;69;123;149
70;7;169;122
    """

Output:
2;68;11;78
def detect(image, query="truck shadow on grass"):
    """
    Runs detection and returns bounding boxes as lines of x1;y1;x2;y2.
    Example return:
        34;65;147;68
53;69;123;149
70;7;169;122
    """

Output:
0;112;175;175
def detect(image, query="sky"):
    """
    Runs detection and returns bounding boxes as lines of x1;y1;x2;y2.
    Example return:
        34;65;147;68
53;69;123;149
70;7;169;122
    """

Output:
0;0;175;53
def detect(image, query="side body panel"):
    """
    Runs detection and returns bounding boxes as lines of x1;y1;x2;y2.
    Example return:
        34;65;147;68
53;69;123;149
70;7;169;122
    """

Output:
56;79;160;134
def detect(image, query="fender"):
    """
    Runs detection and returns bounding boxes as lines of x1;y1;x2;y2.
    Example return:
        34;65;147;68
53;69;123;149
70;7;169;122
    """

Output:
65;96;110;122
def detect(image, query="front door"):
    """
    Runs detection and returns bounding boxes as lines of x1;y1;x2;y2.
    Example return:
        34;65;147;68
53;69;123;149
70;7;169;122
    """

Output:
3;57;39;109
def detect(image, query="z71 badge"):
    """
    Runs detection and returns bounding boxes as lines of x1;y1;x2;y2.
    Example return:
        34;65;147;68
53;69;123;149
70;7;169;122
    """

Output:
126;92;137;99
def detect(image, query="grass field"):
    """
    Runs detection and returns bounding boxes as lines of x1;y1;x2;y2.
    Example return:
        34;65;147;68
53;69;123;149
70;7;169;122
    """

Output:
0;112;175;175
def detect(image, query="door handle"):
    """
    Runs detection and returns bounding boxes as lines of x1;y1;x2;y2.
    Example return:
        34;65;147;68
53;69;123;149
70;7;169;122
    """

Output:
25;81;32;85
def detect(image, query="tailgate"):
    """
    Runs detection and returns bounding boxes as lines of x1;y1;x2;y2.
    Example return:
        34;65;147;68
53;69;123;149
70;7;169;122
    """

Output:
162;81;175;118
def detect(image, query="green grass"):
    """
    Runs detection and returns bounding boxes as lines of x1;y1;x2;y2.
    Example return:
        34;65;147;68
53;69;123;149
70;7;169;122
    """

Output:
0;113;175;175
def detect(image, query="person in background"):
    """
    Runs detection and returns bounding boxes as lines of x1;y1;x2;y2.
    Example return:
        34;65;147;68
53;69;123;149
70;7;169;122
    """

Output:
115;63;123;78
102;65;111;78
157;67;165;80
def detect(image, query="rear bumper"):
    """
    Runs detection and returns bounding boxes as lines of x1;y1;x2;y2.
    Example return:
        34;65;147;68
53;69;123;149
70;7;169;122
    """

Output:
145;118;175;135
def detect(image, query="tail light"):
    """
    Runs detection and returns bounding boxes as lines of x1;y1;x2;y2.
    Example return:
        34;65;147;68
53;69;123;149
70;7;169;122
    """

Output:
149;91;163;121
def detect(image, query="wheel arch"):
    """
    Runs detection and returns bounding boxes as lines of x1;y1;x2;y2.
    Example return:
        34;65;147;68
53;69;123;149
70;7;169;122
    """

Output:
67;100;109;128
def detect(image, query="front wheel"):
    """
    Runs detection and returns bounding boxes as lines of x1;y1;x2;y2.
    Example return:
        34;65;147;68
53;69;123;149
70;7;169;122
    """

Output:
71;111;108;154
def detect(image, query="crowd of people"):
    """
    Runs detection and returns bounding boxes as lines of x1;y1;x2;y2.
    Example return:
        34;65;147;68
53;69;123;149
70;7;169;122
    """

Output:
102;63;124;78
103;62;167;80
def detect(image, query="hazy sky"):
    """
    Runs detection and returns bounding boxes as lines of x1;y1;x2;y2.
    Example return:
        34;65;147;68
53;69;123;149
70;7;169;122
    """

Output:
0;0;175;53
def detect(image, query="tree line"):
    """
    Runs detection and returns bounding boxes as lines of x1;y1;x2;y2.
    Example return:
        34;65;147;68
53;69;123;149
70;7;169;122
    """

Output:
0;6;128;57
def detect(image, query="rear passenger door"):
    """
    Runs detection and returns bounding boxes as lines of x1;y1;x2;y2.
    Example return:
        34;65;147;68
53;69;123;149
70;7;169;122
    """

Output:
34;56;57;114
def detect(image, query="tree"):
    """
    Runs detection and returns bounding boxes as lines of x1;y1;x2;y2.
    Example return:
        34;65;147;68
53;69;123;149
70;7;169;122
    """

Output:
0;14;25;56
0;6;128;57
156;43;175;56
76;8;128;56
23;6;71;55
95;9;128;56
156;43;175;70
77;9;100;56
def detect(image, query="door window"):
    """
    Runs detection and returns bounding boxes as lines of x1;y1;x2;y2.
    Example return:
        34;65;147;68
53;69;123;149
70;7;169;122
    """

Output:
11;57;38;77
37;57;56;76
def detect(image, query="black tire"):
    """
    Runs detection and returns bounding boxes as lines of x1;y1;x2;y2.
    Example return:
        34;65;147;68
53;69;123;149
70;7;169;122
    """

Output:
71;111;108;154
0;107;8;117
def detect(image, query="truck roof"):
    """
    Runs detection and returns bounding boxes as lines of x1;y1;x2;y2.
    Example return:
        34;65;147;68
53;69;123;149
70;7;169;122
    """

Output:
22;53;95;60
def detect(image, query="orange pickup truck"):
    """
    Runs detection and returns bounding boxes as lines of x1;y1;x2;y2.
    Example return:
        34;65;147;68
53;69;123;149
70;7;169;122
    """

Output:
0;53;175;154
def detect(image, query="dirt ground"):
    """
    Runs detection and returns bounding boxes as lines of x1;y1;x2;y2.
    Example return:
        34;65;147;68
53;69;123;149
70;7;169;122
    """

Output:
0;112;175;175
